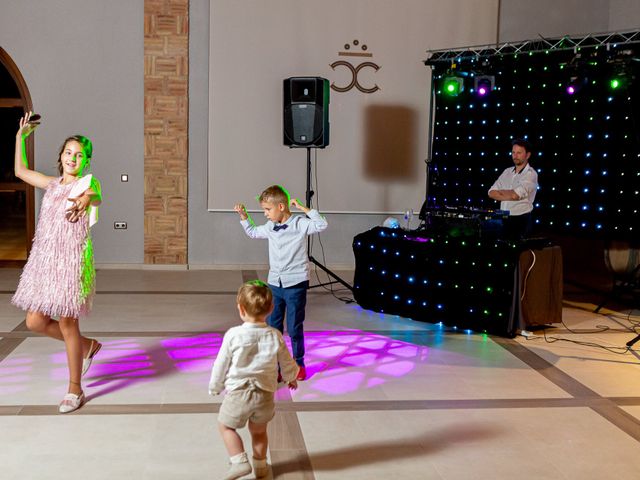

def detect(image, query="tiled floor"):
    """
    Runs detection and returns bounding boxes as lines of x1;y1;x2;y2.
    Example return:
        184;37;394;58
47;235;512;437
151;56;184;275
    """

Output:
1;269;640;479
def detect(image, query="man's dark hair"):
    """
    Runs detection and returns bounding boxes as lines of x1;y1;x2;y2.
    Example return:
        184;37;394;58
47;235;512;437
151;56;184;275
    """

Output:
511;138;533;154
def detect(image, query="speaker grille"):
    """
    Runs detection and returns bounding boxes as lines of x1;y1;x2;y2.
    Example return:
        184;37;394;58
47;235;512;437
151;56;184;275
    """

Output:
284;104;324;145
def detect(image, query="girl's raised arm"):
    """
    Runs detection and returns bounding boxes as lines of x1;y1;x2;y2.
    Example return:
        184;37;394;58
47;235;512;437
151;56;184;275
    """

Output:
14;112;56;189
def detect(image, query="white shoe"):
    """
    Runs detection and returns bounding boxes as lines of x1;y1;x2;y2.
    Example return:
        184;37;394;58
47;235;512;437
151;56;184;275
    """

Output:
82;340;102;376
59;392;85;414
223;460;251;480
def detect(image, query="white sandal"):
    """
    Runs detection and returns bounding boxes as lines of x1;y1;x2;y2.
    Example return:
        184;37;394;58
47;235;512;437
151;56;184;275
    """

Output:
82;340;102;377
59;392;85;414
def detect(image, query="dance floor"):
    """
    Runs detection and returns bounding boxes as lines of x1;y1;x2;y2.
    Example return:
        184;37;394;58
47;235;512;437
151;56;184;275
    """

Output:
1;269;640;479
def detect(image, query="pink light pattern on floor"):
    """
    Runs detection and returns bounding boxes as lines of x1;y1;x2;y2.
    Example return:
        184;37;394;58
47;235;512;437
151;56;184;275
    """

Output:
0;330;430;401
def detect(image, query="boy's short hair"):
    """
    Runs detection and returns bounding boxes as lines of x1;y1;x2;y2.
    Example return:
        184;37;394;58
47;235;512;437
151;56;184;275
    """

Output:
258;185;290;206
237;280;273;317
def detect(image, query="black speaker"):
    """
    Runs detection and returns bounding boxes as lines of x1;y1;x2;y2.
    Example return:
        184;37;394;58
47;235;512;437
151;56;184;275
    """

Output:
283;77;329;148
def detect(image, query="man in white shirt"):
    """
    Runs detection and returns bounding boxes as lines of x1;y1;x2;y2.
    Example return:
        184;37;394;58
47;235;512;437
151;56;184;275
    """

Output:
488;139;538;239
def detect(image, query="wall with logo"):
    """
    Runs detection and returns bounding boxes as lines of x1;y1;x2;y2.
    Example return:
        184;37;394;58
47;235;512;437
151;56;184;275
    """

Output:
206;0;500;214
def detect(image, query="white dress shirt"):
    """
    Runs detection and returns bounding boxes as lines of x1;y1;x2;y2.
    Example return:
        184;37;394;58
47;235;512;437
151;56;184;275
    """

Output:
489;163;538;216
240;209;328;287
209;322;299;394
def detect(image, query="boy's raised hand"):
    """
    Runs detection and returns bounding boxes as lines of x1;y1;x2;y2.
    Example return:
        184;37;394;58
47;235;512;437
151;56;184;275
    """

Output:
290;198;310;214
287;380;298;390
234;203;248;220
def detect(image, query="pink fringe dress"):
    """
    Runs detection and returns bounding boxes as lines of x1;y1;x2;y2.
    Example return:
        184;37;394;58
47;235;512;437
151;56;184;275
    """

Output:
12;178;95;318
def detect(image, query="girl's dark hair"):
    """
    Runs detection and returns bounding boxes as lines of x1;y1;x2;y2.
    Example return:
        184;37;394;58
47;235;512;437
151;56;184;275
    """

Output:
57;135;93;175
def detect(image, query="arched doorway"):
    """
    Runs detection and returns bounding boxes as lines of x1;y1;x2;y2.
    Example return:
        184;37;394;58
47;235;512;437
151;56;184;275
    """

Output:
0;47;34;267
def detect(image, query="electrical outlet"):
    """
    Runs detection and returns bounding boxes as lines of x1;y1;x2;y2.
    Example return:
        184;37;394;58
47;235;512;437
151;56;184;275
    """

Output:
114;222;127;230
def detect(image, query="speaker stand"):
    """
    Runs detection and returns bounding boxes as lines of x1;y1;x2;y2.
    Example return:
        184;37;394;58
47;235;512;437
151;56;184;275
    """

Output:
304;147;353;291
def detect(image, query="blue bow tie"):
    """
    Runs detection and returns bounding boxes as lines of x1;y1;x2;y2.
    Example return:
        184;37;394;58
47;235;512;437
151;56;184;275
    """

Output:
273;224;288;232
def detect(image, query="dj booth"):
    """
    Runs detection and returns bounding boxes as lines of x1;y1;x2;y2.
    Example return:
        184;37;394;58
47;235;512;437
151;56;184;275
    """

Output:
352;208;563;337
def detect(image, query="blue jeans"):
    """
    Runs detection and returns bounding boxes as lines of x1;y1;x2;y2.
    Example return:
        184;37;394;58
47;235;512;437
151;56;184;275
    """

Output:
267;280;308;366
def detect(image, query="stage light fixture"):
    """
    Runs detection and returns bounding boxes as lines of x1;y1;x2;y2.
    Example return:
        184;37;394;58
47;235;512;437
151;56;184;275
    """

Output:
473;75;494;96
565;75;587;95
443;76;464;96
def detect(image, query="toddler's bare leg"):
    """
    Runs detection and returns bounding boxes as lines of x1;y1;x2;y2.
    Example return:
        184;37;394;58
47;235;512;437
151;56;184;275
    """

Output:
218;422;245;456
248;420;268;460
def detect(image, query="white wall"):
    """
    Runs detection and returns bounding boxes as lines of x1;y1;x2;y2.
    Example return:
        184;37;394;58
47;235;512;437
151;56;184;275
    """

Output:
498;0;610;42
609;0;640;31
207;0;499;215
0;0;144;264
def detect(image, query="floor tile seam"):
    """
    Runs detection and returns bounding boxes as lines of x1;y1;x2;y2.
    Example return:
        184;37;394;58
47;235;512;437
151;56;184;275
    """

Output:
0;328;443;338
492;336;601;398
587;399;640;443
0;337;26;363
6;397;640;416
494;335;640;445
0;320;29;362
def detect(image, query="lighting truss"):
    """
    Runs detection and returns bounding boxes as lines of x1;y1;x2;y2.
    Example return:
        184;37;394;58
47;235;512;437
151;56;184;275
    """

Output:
424;29;640;65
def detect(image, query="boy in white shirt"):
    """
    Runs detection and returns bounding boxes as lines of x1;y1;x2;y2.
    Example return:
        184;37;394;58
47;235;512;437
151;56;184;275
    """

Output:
209;280;299;480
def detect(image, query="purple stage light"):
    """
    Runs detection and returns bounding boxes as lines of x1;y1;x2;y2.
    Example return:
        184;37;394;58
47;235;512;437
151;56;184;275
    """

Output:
478;86;487;96
566;85;576;95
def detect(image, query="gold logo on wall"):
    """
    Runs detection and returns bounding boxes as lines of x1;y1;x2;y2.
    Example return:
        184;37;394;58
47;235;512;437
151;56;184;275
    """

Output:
330;40;380;94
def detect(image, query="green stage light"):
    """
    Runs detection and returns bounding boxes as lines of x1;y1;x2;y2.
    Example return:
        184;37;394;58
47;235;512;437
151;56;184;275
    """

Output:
443;76;464;96
610;78;621;89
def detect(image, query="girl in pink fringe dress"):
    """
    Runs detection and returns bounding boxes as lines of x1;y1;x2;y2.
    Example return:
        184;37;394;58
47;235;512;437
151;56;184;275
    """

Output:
11;112;102;413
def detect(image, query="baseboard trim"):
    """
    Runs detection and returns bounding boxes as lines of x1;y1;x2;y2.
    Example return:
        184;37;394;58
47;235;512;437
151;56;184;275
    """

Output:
95;263;355;271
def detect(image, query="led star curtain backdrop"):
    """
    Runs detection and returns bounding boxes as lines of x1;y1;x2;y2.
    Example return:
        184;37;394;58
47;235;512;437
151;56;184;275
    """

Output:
208;0;499;213
428;37;639;240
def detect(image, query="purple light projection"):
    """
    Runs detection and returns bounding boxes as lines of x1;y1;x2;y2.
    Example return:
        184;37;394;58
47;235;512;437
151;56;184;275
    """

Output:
290;330;430;400
2;329;431;402
0;356;33;396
